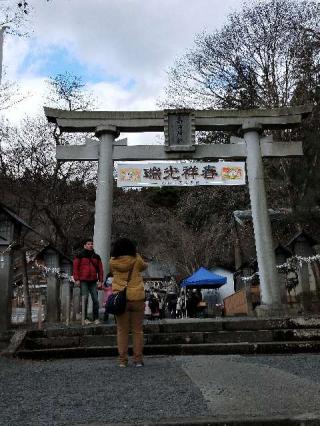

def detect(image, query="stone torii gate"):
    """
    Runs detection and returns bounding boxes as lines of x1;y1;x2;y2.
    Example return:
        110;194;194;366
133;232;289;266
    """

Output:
45;105;312;314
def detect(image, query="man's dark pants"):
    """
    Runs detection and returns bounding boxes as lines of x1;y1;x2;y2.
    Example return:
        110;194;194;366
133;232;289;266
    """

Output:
80;281;99;320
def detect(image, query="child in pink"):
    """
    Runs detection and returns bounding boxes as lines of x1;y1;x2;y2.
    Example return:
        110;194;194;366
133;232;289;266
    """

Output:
103;273;113;322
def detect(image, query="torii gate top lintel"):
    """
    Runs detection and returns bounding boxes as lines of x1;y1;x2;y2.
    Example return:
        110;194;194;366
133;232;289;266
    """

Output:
44;104;313;133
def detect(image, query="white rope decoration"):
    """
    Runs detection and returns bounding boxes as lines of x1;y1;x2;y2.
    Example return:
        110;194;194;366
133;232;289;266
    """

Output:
241;254;320;282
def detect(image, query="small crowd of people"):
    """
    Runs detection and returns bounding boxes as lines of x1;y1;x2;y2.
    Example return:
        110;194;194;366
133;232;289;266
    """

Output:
144;290;185;320
143;288;206;320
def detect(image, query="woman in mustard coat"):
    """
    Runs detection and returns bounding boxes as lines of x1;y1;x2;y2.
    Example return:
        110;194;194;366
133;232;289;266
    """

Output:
110;238;147;367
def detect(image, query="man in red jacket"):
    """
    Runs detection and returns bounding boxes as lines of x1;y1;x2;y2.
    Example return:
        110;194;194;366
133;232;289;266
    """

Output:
73;238;104;325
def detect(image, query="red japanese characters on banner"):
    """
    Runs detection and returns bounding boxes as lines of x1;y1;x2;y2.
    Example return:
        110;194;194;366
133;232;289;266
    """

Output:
117;161;246;187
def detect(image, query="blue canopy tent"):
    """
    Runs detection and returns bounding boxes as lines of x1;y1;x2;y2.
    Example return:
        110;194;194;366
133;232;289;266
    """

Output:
181;267;227;288
180;267;227;318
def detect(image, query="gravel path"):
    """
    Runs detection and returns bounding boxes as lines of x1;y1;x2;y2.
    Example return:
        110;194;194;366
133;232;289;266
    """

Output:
0;356;207;425
1;354;320;425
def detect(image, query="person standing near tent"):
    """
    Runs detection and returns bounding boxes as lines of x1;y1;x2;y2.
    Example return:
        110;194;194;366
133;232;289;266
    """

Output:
193;289;202;317
196;289;202;302
144;297;152;320
186;290;196;318
149;290;160;320
176;295;183;318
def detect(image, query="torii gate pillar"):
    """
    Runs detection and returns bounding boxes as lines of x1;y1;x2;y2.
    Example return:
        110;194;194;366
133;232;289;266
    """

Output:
94;125;119;273
243;120;281;309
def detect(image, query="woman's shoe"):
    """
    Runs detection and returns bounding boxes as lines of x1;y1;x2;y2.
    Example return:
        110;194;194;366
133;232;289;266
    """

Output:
134;362;144;367
119;361;128;368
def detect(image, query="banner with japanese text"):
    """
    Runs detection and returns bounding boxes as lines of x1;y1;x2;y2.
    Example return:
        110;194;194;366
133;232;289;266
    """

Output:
116;161;246;187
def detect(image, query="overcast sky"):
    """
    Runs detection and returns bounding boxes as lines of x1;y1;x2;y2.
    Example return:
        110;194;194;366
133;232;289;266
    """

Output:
2;0;242;142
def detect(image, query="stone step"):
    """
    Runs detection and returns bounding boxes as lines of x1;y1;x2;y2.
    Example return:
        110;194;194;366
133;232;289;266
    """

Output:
273;328;320;341
24;330;272;350
23;328;320;351
24;317;320;339
16;340;320;359
12;317;320;358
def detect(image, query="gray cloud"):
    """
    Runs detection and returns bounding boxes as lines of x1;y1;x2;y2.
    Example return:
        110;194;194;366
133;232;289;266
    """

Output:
28;0;240;79
4;0;241;122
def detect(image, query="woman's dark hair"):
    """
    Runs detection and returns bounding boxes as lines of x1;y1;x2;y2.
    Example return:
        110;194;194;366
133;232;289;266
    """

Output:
111;238;137;258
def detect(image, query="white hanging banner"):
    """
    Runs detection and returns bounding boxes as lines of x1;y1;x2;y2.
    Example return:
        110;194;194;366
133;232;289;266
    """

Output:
116;161;246;187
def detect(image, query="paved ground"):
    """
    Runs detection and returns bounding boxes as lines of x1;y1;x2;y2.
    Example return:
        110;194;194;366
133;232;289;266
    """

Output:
0;354;320;425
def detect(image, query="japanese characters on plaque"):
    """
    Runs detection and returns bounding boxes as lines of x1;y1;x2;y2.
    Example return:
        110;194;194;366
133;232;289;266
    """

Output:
116;162;246;187
164;110;195;150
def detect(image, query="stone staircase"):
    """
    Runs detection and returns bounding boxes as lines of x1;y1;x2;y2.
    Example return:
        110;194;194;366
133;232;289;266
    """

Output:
14;316;320;359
